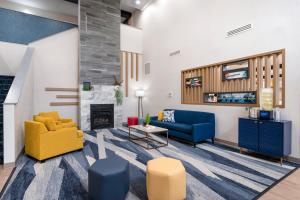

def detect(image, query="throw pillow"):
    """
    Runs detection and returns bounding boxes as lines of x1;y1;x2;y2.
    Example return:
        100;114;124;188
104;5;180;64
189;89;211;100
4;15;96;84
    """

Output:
158;111;164;121
163;110;175;122
34;115;52;124
44;119;57;131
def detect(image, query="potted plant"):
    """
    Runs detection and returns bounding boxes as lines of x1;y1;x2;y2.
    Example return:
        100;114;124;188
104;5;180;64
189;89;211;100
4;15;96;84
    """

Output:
113;75;123;106
144;114;151;127
114;85;123;106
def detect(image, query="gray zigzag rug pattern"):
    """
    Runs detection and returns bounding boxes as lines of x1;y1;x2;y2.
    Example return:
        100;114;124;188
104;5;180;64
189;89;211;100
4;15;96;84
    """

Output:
0;128;297;200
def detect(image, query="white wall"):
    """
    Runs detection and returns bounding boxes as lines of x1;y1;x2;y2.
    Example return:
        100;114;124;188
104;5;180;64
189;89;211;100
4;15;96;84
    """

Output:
121;24;143;53
120;24;144;121
13;57;34;162
29;28;79;122
0;41;27;75
136;0;300;158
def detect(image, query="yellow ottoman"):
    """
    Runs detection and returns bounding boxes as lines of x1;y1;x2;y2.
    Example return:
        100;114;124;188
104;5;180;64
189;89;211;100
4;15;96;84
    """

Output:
146;157;186;200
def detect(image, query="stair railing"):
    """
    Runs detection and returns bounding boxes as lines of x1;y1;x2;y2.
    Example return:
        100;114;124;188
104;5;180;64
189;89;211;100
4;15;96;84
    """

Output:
3;47;34;164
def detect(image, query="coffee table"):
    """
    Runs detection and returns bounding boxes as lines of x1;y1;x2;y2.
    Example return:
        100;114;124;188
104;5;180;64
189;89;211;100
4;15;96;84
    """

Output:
128;125;168;150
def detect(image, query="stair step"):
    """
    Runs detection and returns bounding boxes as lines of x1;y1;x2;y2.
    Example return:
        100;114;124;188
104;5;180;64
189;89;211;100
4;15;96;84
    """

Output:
0;76;13;164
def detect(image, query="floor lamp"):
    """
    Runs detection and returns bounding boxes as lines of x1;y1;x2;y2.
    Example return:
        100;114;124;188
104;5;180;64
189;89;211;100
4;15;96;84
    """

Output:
136;89;145;121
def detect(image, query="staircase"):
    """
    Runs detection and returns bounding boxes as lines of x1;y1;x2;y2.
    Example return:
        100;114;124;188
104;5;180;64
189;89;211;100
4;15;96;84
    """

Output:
0;75;14;164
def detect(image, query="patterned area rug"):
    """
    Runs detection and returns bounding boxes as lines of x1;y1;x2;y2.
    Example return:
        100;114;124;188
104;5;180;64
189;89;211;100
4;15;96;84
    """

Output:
0;128;297;200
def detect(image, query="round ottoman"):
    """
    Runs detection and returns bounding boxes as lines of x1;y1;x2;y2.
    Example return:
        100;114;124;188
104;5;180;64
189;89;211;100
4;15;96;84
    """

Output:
127;116;138;126
88;156;130;200
146;157;186;200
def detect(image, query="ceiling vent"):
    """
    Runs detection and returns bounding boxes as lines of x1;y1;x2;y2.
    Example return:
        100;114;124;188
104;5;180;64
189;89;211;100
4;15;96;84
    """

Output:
144;63;151;75
226;24;253;37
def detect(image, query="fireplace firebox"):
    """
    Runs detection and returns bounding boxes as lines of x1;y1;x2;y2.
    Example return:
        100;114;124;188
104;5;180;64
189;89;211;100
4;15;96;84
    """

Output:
90;104;114;130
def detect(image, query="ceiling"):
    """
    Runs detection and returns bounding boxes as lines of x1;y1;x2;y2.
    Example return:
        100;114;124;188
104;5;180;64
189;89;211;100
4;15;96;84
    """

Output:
7;0;78;16
4;0;153;17
121;0;153;13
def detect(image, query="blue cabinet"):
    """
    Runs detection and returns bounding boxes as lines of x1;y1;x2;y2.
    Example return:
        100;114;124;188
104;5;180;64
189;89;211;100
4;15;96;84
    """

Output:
238;118;291;161
238;118;259;151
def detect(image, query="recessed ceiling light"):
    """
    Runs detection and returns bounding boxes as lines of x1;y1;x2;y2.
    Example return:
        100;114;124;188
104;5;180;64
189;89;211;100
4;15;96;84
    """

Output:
135;0;141;5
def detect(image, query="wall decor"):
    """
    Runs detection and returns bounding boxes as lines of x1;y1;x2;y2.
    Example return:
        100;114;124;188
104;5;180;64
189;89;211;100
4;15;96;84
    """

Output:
218;92;256;104
181;49;285;107
260;88;273;111
83;81;92;91
204;93;218;103
222;60;249;81
185;77;202;87
204;92;256;104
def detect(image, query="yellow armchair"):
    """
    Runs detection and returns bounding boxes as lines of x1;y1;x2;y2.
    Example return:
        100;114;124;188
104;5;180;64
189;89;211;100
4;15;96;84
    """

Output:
25;121;83;161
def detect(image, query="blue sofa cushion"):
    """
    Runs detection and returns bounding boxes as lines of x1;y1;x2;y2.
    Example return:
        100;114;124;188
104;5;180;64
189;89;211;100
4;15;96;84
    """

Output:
151;120;192;134
169;123;193;133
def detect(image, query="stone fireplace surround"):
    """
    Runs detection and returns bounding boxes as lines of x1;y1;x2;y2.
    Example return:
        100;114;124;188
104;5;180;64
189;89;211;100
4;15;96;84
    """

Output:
80;85;123;131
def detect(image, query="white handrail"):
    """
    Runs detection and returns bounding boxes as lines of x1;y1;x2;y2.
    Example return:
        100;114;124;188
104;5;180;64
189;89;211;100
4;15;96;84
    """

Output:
4;47;34;104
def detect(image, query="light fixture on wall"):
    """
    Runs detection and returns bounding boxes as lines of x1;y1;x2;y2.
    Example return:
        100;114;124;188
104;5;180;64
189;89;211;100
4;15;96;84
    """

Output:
135;0;141;5
136;89;145;120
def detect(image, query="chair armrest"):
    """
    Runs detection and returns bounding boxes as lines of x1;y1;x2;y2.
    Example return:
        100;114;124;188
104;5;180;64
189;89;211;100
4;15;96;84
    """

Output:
59;118;73;123
24;121;48;158
192;123;215;141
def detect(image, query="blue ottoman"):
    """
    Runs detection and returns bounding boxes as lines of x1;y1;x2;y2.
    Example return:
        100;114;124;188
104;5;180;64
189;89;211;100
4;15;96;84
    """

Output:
88;156;130;200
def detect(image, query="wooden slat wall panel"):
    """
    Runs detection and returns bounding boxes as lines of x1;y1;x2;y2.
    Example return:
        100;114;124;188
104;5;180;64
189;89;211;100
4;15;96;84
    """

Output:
181;49;285;107
120;51;141;97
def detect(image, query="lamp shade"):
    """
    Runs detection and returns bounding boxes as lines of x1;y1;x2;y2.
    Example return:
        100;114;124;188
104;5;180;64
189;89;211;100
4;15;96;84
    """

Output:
135;89;145;97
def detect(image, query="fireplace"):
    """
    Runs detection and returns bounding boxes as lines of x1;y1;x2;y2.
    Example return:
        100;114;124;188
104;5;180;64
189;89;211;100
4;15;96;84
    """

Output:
90;104;114;130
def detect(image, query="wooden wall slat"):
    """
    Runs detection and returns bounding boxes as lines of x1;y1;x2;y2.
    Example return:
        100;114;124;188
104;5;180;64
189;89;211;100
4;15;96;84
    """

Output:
273;54;279;106
265;56;271;88
50;102;79;106
56;95;79;99
281;51;286;107
45;88;78;92
125;52;129;97
131;52;134;79
120;52;124;82
136;53;139;81
192;70;195;103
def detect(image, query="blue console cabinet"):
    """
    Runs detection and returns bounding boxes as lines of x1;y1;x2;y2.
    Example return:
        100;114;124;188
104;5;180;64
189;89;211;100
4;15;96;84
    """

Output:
238;118;291;163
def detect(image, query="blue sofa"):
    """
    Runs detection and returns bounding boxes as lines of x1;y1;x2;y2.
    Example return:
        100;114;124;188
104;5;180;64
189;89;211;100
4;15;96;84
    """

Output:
150;109;215;146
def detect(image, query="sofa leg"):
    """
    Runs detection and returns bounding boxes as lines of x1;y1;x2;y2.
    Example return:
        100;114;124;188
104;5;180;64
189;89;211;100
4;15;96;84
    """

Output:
193;143;196;148
212;138;215;144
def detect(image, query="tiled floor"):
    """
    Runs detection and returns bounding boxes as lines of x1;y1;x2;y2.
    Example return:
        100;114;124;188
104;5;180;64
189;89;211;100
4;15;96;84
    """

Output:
0;165;14;192
260;168;300;200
